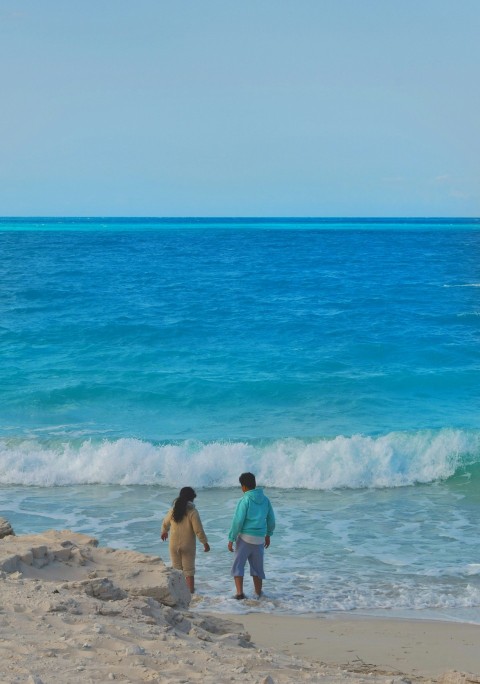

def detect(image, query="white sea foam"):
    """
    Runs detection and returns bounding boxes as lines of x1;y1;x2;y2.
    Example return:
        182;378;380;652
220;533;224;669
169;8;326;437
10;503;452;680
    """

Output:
197;585;480;618
0;428;478;488
444;283;480;287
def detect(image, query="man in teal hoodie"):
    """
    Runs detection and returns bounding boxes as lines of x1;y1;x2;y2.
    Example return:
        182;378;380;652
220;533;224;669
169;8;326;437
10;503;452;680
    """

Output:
228;472;275;599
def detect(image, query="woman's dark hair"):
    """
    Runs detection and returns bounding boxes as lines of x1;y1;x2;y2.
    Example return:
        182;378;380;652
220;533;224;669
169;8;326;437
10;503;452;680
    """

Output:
172;486;196;523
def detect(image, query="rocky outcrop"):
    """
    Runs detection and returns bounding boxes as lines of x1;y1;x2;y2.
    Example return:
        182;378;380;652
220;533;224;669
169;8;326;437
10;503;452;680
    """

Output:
0;516;15;538
0;529;191;608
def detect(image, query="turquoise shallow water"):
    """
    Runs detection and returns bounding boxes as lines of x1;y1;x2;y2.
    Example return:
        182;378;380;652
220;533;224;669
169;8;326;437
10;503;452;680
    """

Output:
2;480;480;621
1;218;479;620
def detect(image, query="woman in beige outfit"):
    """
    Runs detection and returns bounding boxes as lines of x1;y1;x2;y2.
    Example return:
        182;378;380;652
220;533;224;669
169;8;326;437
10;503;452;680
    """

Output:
161;486;210;593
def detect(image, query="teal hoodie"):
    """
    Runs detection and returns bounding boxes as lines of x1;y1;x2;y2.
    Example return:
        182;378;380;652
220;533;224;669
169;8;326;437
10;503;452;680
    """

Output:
228;487;275;542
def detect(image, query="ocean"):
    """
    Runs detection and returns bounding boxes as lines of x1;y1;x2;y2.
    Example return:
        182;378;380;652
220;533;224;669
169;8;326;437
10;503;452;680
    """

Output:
1;217;479;621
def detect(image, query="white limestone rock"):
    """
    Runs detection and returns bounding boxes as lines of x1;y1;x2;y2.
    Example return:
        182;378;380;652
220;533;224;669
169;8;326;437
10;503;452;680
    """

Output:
0;529;191;608
0;517;15;539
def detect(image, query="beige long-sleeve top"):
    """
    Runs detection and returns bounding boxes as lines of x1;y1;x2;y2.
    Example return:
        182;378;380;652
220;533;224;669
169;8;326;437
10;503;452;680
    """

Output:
161;502;208;548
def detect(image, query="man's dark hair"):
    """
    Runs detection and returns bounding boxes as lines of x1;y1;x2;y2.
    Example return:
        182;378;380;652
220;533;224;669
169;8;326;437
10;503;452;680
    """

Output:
239;472;256;489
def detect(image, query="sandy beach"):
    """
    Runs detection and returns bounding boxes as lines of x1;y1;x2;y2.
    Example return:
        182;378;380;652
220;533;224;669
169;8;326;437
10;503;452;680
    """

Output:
0;526;478;684
225;612;480;680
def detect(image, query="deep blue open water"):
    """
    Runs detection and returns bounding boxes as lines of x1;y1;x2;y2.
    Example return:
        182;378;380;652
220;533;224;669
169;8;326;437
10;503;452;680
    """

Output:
1;217;479;620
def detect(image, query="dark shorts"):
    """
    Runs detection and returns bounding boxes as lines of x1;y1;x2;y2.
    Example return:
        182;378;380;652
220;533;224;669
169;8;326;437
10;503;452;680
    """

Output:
231;536;265;578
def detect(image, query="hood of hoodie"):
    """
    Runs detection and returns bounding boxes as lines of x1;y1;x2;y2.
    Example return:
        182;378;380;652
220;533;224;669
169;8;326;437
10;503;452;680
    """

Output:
244;487;266;505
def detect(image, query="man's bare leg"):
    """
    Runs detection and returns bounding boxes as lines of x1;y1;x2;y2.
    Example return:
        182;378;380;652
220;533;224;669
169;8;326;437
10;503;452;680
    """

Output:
186;576;194;593
253;576;263;597
234;576;244;597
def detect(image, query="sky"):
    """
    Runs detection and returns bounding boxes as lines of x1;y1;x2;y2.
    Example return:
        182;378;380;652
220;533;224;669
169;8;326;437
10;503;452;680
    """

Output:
0;1;479;218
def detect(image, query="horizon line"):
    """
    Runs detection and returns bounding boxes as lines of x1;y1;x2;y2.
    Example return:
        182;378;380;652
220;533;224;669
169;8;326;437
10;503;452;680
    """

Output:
1;216;479;222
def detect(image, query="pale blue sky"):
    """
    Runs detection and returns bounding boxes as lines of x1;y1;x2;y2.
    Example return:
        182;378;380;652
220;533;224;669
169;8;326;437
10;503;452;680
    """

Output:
0;1;478;217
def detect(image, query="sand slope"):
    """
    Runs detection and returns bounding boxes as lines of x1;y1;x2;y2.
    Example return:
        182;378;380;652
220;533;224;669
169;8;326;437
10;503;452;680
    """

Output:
0;530;478;684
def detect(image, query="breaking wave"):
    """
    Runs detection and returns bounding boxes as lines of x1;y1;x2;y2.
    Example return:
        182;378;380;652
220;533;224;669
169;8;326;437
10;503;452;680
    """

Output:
1;428;479;489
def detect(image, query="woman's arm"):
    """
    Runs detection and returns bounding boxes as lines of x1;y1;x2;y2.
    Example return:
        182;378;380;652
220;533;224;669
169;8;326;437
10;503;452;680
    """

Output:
190;509;209;546
160;509;172;540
